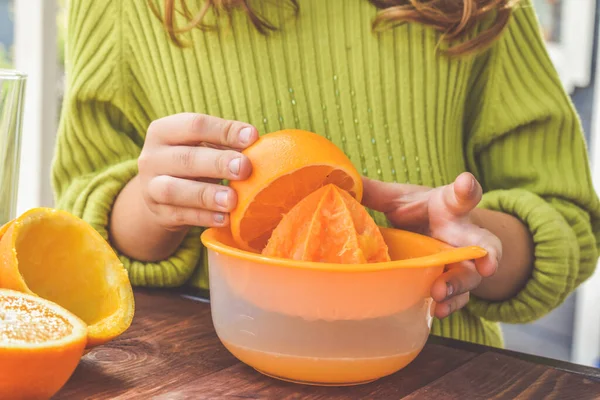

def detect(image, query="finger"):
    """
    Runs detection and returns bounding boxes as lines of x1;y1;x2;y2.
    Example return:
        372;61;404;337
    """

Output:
361;177;430;228
147;176;237;212
145;146;253;181
435;292;470;319
156;204;229;229
147;113;259;149
430;261;481;303
432;219;501;278
456;226;501;278
441;172;482;217
472;229;502;277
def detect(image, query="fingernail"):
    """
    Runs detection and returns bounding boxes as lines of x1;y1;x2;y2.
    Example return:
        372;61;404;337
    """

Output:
215;191;229;207
229;158;241;176
446;282;454;298
468;174;476;194
214;213;225;224
239;127;252;145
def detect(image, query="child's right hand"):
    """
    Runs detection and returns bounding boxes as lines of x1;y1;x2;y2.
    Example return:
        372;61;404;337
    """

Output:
137;113;259;231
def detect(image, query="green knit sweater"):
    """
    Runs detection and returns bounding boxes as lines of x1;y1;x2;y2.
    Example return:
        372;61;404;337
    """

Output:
52;0;600;348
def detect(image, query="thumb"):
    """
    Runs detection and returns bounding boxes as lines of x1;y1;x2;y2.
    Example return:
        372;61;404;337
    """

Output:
440;172;482;217
361;177;431;230
361;176;427;214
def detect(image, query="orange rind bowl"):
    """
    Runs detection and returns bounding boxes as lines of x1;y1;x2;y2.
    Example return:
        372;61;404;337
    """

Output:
0;208;135;348
201;226;486;385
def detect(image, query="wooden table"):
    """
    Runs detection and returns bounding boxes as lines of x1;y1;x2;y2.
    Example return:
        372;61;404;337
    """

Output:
55;290;600;399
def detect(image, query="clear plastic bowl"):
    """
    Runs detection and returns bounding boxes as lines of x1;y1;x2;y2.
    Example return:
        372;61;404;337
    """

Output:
201;227;486;386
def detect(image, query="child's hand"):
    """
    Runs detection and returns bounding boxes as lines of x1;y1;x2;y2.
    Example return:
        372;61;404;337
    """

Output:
362;173;502;319
138;113;258;230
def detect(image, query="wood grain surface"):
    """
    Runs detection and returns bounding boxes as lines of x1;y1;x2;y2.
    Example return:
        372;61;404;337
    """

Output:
54;290;600;399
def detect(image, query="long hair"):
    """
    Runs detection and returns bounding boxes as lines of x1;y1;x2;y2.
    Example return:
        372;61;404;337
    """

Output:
149;0;520;56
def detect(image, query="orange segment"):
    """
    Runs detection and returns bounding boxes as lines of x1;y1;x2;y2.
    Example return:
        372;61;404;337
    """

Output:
0;289;87;400
230;130;362;253
263;184;390;263
0;208;134;347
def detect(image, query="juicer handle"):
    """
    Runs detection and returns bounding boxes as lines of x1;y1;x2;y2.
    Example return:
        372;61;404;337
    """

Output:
430;246;488;266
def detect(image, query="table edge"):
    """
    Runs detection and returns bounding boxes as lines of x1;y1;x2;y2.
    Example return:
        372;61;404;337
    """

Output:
427;335;600;381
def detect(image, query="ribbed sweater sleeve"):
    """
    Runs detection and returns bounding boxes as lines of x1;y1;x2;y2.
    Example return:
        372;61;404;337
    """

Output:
464;0;600;323
51;0;202;287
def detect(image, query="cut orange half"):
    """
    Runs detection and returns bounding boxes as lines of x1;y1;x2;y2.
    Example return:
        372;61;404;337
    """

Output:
230;130;362;252
0;208;134;347
0;289;87;400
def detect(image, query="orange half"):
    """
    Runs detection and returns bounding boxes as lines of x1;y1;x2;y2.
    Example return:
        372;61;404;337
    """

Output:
0;289;87;400
230;130;362;253
0;208;134;347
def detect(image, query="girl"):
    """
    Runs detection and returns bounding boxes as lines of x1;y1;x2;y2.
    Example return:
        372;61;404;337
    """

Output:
52;0;600;347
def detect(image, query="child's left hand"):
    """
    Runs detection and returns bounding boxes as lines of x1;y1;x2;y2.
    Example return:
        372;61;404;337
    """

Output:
362;172;502;319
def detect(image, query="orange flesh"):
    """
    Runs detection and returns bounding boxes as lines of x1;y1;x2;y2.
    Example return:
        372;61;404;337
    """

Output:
0;294;73;344
240;166;359;251
222;340;420;384
263;184;390;263
0;289;88;400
